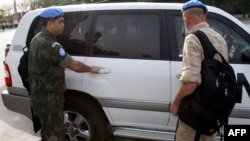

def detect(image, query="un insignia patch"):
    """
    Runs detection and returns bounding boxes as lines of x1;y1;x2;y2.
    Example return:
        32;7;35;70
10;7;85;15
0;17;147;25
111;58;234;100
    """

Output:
59;48;66;56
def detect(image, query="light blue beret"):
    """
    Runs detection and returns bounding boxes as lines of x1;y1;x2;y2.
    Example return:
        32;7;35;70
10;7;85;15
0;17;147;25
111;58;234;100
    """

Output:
39;7;64;19
182;0;208;14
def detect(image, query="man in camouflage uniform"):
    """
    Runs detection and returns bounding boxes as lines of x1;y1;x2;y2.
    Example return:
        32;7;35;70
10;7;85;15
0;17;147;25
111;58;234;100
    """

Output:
28;7;100;141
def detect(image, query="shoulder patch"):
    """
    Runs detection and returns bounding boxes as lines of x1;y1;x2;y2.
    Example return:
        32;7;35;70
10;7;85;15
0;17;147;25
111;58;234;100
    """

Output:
59;47;66;56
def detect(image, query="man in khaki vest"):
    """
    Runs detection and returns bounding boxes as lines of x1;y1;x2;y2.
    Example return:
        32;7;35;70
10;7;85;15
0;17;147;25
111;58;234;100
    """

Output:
170;0;228;141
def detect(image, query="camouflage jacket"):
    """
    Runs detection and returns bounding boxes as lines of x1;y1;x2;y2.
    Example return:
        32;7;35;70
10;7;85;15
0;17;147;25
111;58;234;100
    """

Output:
28;28;73;96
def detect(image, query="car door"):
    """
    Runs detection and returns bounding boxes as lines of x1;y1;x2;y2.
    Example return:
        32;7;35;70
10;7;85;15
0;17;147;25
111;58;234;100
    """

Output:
83;10;172;130
57;11;93;90
168;10;250;126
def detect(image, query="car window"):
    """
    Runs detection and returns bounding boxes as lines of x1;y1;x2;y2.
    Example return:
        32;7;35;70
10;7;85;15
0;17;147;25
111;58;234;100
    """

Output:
27;17;42;47
58;12;90;56
91;14;161;60
27;12;91;56
173;16;250;64
173;16;186;59
207;18;250;63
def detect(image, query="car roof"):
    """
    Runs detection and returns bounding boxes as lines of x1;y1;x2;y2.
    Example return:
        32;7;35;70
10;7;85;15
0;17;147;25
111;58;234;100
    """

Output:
25;2;250;34
63;2;183;11
28;3;182;14
30;2;227;16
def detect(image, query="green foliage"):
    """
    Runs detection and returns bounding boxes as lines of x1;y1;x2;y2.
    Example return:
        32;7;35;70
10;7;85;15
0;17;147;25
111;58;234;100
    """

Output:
0;9;4;26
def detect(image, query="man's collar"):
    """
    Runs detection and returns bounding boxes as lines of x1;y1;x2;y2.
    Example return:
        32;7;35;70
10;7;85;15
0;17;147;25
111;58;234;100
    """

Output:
190;22;209;32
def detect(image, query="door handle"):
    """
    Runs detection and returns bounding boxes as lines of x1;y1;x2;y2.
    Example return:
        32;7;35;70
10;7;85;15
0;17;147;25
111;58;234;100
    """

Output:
98;67;111;74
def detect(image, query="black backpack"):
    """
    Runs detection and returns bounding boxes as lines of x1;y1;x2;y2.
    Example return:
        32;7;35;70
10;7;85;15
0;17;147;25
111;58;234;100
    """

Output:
18;46;30;92
178;30;238;141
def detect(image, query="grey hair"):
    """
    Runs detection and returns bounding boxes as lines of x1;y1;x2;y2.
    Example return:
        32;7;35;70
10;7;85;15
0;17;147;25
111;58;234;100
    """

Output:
184;7;206;17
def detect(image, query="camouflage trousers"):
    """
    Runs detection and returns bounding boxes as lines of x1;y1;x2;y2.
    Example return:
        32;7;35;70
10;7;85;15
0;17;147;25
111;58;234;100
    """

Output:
31;92;65;141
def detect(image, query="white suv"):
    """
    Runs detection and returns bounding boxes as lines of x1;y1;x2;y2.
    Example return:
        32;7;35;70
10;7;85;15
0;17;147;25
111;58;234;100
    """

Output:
2;2;250;141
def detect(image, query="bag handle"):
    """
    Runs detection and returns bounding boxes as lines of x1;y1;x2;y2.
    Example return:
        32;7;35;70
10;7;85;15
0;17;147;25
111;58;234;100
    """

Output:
22;46;29;53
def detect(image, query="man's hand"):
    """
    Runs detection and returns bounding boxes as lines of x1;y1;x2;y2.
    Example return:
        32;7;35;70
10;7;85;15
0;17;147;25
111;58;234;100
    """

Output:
170;103;179;117
170;82;198;117
89;66;101;73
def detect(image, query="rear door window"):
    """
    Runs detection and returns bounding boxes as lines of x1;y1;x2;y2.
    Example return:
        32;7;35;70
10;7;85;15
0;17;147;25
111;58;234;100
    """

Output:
172;12;250;64
27;11;92;56
90;11;168;60
207;18;250;63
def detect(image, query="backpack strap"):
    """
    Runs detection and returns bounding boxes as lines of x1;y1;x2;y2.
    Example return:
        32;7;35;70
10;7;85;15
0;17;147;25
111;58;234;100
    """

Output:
194;131;201;141
193;116;203;141
193;30;228;64
194;30;216;59
174;117;180;141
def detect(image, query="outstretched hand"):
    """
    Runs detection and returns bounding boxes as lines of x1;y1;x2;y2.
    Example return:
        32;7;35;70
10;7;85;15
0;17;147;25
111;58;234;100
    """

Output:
89;66;101;73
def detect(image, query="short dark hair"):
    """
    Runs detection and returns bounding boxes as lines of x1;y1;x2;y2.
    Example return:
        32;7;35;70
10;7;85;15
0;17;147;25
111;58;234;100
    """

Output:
40;16;62;26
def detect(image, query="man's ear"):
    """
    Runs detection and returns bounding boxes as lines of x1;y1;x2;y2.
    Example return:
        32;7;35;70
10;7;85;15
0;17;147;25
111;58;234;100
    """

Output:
183;13;191;25
47;20;52;25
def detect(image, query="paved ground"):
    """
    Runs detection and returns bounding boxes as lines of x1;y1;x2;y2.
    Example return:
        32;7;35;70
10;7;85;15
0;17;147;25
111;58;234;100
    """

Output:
0;86;40;141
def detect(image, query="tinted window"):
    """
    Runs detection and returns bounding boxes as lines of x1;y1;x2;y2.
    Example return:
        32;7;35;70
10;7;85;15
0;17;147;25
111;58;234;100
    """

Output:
173;16;186;59
27;17;42;47
173;16;250;64
91;14;161;59
58;12;91;56
207;18;250;63
27;12;91;56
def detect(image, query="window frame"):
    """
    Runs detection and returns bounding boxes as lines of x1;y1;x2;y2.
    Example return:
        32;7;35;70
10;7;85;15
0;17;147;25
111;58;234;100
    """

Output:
167;10;250;64
88;10;170;60
26;11;94;56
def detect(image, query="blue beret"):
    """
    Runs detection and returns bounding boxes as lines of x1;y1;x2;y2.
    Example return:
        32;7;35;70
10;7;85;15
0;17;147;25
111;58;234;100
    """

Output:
182;0;208;14
39;7;63;19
